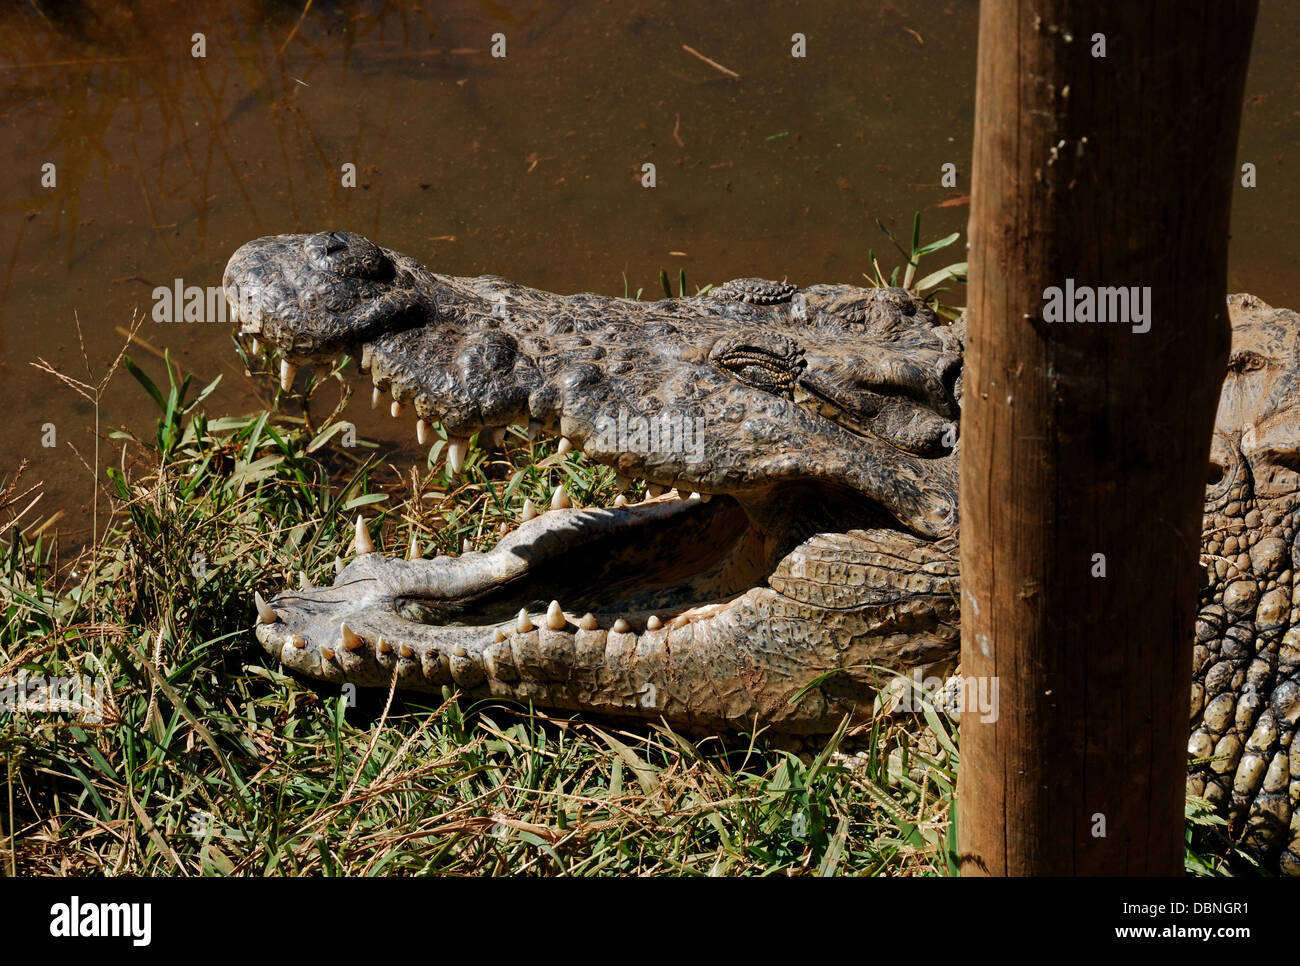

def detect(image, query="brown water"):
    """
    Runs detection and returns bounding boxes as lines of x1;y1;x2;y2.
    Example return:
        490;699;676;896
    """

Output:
1;0;1297;541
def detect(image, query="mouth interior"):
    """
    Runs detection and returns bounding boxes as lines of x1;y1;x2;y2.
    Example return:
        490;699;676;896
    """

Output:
396;496;770;627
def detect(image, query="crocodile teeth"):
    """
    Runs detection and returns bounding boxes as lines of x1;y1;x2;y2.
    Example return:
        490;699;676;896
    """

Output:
353;515;375;555
360;344;372;370
578;613;598;631
688;492;702;501
612;618;631;633
255;592;279;624
408;532;421;560
489;426;508;447
417;419;430;445
291;634;307;649
461;537;471;554
371;386;381;409
320;646;336;662
521;498;538;522
614;494;629;508
527;420;543;441
250;338;260;354
556;437;573;455
280;359;298;391
546;600;566;630
298;571;313;590
341;622;363;651
446;436;469;475
647;484;665;498
646;615;663;630
550;484;570;510
493;628;507;642
517;608;533;633
399;644;414;659
391;400;405;418
333;556;345;575
377;638;392;655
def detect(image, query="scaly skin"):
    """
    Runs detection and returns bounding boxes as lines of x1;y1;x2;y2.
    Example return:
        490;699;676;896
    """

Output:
225;232;1298;871
1187;294;1300;874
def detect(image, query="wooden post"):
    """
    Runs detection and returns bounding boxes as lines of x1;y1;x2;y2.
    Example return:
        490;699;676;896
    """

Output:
958;2;1258;874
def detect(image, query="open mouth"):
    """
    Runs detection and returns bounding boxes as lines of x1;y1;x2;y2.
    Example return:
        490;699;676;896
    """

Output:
392;493;762;630
229;230;964;731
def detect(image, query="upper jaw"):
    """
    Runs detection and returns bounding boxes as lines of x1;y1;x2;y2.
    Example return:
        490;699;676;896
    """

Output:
223;233;431;360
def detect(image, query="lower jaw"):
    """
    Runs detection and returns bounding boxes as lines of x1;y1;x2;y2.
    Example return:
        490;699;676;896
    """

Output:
256;583;882;734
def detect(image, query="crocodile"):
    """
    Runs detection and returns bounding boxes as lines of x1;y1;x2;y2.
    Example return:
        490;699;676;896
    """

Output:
224;230;1300;872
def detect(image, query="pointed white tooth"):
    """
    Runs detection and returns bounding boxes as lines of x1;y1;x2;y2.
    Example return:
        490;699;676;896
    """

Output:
353;515;375;555
417;419;430;445
251;338;260;354
612;618;631;633
341;623;363;651
550;484;570;510
556;437;573;455
493;628;507;643
646;615;663;630
615;474;631;491
614;494;629;508
399;644;415;659
688;492;702;501
298;571;313;590
647;483;665;498
291;634;307;649
489;426;508;447
546;600;566;630
527;420;543;441
360;344;372;370
408;532;421;560
521;498;538;522
255;592;279;624
446;436;469;475
461;537;471;554
320;646;336;662
371;386;381;409
333;556;345;575
391;400;405;418
280;359;298;391
377;638;392;655
578;613;598;631
454;646;468;658
517;608;533;633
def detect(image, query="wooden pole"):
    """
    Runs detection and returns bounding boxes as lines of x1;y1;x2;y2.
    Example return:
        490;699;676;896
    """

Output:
958;1;1258;874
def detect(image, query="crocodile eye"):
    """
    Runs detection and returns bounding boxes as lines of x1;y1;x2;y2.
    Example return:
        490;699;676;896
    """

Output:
1228;350;1267;374
304;231;393;280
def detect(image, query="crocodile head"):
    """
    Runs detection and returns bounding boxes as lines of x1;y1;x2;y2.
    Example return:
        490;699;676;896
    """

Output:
1190;294;1300;873
224;231;965;733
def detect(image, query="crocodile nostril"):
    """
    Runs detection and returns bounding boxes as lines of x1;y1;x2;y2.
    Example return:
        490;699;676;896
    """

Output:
1207;461;1225;486
324;231;349;254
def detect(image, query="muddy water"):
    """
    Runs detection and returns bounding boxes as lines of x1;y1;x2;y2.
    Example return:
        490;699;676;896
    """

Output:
0;1;1296;541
